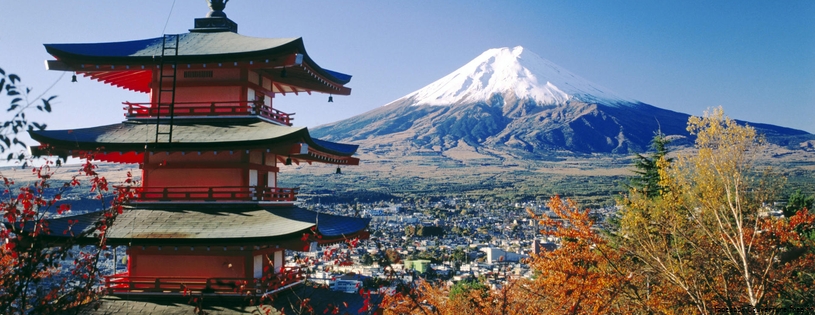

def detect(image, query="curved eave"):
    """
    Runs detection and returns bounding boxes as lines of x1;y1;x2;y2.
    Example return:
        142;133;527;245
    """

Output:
16;205;370;247
45;34;351;93
44;34;303;66
28;119;358;158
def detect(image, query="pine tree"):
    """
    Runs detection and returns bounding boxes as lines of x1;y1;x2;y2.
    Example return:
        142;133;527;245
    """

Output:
628;132;672;198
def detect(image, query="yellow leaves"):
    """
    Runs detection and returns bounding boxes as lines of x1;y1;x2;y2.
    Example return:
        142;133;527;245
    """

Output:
383;108;813;314
616;107;815;312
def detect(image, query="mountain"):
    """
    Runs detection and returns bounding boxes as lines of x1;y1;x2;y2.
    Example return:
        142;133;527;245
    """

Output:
312;46;812;157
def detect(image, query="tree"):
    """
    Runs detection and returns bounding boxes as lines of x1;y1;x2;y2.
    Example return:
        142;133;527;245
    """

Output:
783;189;814;218
382;196;651;315
448;278;489;311
520;196;651;314
380;189;666;315
618;107;815;313
1;159;134;314
380;107;815;315
361;252;375;266
0;67;56;163
628;132;671;198
0;68;135;313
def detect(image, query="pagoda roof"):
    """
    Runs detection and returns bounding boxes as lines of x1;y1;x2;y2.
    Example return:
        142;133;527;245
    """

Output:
20;204;370;247
29;118;358;159
45;32;351;94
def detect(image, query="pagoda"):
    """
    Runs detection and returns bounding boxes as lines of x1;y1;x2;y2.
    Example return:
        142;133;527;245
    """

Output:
27;2;369;294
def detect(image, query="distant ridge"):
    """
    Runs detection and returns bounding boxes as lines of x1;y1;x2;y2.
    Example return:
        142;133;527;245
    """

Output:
314;46;813;156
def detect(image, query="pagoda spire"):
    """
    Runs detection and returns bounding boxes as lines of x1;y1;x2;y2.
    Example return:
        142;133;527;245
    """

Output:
193;0;237;32
206;0;229;18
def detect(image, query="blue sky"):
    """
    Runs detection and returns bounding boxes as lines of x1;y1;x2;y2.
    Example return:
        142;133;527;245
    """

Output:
2;1;813;134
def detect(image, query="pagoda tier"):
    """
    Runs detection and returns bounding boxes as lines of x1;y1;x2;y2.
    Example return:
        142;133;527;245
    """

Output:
21;2;368;296
28;204;369;293
33;204;370;248
30;119;358;205
45;33;351;95
29;118;359;165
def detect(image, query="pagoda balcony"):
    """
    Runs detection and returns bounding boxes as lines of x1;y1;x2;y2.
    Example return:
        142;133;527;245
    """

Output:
123;101;294;126
104;269;304;295
121;186;299;203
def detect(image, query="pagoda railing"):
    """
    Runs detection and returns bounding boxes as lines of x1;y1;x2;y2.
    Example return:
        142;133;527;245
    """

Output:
120;186;299;202
103;271;305;295
123;100;294;126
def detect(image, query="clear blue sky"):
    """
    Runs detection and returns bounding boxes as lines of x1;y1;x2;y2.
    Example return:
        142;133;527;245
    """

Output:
2;1;813;134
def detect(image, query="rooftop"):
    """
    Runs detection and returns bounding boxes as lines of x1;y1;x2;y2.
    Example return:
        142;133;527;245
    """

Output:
25;205;371;247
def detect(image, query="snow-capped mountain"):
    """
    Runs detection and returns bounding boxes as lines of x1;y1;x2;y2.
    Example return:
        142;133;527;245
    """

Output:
399;46;632;107
313;47;812;156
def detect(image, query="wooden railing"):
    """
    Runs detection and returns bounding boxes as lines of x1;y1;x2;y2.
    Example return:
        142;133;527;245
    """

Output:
120;186;299;202
104;274;254;294
104;268;305;295
123;100;294;126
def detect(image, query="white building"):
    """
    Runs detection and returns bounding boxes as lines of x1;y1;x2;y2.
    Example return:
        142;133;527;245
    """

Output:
479;247;526;264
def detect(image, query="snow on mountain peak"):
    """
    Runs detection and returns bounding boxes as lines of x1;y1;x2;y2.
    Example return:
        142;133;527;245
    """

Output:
402;46;634;107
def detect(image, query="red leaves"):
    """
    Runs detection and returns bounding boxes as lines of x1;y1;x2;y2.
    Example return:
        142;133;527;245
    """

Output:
358;288;372;313
324;304;340;314
0;151;138;314
57;204;70;214
3;241;15;252
81;158;98;176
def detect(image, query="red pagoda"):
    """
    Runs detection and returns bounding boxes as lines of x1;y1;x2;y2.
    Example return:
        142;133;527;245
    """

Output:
27;2;369;295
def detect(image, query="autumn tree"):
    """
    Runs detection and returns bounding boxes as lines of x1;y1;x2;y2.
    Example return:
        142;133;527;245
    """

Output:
381;108;815;315
518;196;659;314
381;196;656;315
0;68;134;313
618;107;815;313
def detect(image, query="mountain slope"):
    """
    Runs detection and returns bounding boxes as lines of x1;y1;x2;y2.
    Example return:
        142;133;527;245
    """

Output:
313;46;812;156
403;46;632;107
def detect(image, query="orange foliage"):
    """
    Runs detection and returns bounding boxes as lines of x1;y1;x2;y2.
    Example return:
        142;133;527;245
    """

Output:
522;196;647;314
382;196;659;315
381;109;815;315
381;194;815;315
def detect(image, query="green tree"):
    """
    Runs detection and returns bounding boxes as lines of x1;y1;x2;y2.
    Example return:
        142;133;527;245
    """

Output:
0;67;56;162
360;253;374;266
628;132;672;198
783;189;814;218
448;278;489;306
